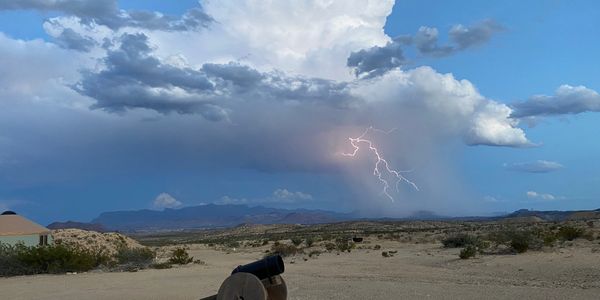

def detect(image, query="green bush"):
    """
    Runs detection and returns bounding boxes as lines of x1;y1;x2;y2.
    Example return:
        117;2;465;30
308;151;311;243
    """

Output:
459;245;477;259
116;247;155;268
151;262;172;269
543;233;557;247
558;226;584;241
305;237;314;247
335;238;354;252
168;248;193;265
225;241;241;248
510;233;530;253
269;244;300;257
0;243;108;277
324;242;336;252
291;238;303;246
442;234;478;248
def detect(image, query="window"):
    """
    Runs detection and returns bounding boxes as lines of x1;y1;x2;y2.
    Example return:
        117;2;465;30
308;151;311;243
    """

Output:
39;235;48;246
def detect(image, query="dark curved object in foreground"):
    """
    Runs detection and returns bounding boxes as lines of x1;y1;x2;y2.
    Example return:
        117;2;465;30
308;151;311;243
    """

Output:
231;255;285;280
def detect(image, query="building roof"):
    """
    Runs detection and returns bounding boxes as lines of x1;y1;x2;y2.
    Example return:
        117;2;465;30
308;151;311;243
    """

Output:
0;212;51;236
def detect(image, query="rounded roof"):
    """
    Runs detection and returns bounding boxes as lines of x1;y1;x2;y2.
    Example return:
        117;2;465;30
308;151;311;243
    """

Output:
0;214;50;236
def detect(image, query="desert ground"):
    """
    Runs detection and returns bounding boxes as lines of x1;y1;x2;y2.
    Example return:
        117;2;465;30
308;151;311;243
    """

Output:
1;221;600;299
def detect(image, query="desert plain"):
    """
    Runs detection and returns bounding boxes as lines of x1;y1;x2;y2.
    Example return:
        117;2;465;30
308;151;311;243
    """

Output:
1;220;600;300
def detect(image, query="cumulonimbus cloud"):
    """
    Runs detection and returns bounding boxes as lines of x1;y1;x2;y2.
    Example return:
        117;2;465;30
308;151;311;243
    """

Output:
72;29;529;148
0;0;545;216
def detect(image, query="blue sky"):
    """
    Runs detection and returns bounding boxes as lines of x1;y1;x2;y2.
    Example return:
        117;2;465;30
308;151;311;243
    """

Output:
387;0;600;213
0;1;598;225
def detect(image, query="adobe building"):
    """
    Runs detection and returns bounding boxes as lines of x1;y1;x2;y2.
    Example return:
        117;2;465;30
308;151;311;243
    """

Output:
0;211;52;247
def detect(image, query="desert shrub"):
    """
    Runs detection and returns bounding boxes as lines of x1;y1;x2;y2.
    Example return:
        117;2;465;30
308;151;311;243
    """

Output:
487;230;512;245
582;231;595;241
0;243;108;277
335;238;354;252
509;233;530;253
291;238;303;246
320;234;333;241
308;250;321;258
151;262;172;269
373;244;381;250
116;247;155;268
459;245;477;259
487;229;544;252
543;233;558;247
305;237;314;247
381;251;390;257
324;242;336;252
558;226;584;241
225;241;241;248
0;243;37;276
442;234;478;248
270;244;300;257
168;248;193;265
262;240;269;246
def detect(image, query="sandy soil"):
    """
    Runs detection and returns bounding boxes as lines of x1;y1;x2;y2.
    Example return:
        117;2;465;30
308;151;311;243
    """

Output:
1;239;599;300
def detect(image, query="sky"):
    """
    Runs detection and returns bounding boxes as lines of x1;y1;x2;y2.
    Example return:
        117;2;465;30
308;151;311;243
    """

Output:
0;0;598;225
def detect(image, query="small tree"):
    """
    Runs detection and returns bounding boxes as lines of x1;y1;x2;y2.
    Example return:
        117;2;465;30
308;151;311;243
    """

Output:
305;237;314;247
169;248;193;265
558;226;583;241
291;238;303;247
459;245;477;259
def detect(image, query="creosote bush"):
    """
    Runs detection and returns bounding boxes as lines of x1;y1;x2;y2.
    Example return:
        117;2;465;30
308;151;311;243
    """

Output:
335;238;355;252
169;247;193;265
558;226;584;241
291;238;303;246
459;245;477;259
151;262;173;269
442;234;478;248
0;243;109;277
305;237;314;247
116;246;155;268
269;243;300;257
324;242;336;252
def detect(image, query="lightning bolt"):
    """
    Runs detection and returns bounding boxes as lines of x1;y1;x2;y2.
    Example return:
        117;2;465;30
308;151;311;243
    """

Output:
341;126;419;201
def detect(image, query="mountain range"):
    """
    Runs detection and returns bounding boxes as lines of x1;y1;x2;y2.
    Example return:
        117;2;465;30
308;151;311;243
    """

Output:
48;204;600;232
90;204;352;231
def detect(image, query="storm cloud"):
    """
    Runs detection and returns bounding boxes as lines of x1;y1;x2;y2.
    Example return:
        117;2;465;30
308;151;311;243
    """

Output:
0;1;542;218
0;0;212;32
347;39;406;76
511;85;600;118
347;19;504;75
